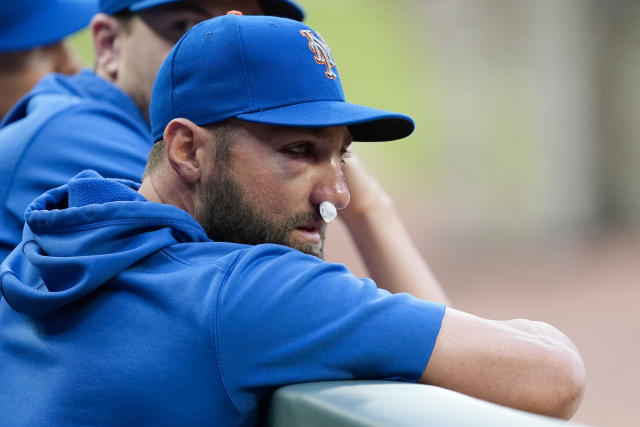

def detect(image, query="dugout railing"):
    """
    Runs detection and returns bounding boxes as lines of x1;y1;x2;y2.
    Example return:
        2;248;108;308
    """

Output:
269;381;593;427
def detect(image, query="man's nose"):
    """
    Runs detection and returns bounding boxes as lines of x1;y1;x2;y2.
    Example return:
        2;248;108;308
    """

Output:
310;159;350;210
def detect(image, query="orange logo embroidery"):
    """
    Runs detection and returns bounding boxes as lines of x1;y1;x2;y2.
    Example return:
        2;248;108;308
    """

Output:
300;29;337;80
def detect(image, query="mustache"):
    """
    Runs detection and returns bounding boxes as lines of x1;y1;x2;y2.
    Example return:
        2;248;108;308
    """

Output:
287;210;325;229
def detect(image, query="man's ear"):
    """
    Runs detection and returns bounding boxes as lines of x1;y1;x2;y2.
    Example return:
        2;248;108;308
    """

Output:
91;13;122;81
163;118;209;186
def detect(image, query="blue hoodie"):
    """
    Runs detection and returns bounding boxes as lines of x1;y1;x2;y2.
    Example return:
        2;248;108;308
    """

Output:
0;69;151;261
0;171;445;426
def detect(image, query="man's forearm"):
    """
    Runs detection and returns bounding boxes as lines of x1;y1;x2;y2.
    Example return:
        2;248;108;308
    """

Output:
420;308;586;419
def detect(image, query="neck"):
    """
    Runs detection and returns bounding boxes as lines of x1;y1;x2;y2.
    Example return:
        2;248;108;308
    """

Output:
0;42;80;119
0;61;53;118
139;171;197;217
139;176;163;204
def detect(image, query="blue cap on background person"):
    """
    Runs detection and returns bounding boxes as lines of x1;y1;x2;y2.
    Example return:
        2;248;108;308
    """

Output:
99;0;305;21
150;13;415;142
0;0;98;52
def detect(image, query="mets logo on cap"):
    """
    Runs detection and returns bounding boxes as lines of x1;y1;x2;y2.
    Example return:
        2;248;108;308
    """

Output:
300;29;337;80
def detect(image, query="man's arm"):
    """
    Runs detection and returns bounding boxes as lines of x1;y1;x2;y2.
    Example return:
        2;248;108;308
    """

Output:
221;246;584;420
340;155;450;304
420;307;586;419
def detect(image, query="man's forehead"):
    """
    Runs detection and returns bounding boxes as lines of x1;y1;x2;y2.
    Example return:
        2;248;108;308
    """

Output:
237;121;352;145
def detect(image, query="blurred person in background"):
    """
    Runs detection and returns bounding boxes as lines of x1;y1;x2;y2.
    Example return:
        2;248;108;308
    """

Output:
0;0;448;308
0;0;97;120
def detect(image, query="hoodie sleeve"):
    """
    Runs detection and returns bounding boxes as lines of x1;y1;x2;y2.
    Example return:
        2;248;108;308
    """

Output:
214;244;445;417
0;99;151;260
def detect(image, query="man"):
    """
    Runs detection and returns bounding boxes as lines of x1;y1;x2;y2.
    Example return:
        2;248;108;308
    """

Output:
0;0;448;306
0;14;584;426
0;0;97;119
0;0;304;261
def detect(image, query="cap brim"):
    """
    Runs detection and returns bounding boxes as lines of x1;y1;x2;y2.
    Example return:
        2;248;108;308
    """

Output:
235;100;415;142
129;0;304;21
260;0;304;21
0;0;98;52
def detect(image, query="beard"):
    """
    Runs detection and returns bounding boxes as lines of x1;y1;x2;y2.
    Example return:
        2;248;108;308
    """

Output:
194;171;326;259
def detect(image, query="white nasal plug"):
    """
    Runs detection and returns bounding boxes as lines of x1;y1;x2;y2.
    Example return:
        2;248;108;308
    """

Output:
319;201;337;224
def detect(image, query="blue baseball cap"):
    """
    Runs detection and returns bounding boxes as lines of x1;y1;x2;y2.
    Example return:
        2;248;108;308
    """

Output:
0;0;98;52
99;0;305;21
150;13;414;142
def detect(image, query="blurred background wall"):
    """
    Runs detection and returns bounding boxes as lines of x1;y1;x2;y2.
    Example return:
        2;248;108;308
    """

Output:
70;1;639;425
301;1;640;426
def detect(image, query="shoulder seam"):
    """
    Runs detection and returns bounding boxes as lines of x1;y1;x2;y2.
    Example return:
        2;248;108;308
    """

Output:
210;250;245;417
161;246;228;269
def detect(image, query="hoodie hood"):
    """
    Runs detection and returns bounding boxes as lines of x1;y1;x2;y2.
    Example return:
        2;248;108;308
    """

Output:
0;69;146;128
0;170;209;316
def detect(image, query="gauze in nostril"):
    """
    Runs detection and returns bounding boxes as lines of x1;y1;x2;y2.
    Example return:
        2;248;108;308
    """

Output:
319;201;337;224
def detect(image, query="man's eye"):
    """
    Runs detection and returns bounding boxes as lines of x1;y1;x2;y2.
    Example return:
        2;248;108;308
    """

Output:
284;144;312;156
340;147;352;160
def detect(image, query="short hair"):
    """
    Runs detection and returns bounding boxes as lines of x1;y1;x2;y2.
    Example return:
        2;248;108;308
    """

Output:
209;118;239;166
143;118;238;177
144;139;166;176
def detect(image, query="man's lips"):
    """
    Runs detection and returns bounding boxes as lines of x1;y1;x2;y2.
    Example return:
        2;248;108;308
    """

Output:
294;220;325;243
295;219;325;232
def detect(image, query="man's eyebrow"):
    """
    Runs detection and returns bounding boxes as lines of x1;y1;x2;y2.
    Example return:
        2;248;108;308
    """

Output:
301;127;353;144
276;126;353;148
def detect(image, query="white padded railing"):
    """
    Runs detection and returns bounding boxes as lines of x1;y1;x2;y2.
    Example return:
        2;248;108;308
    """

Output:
269;381;593;427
